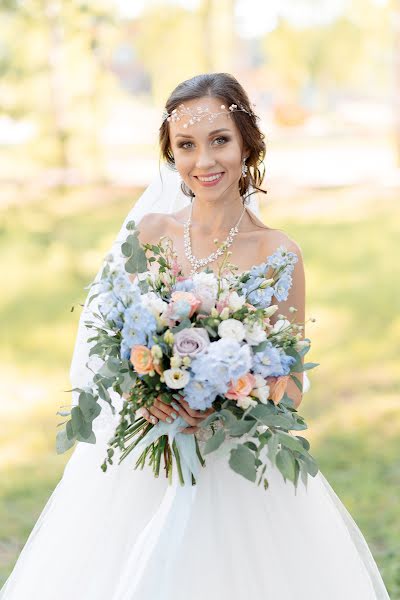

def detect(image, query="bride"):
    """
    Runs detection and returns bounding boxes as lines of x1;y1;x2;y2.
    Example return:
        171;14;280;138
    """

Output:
0;73;390;599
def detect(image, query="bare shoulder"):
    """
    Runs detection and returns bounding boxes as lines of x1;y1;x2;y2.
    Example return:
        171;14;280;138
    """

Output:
136;212;172;246
259;227;303;261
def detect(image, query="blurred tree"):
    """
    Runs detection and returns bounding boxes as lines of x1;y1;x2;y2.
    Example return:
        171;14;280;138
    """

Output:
0;0;120;174
261;0;392;110
394;0;400;164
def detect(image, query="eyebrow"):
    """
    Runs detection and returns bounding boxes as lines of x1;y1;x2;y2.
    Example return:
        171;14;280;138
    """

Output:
174;127;231;139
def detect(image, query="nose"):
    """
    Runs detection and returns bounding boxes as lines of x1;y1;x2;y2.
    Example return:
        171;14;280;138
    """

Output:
195;146;216;170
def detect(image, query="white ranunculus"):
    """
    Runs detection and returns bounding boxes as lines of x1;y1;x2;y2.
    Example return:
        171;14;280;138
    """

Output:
163;368;190;389
218;318;245;342
236;395;258;410
244;321;267;346
271;318;291;334
142;291;167;317
253;373;267;388
228;291;246;312
251;385;270;404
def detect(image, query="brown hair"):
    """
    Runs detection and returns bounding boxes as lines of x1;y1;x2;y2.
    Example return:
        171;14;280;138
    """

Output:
159;72;267;203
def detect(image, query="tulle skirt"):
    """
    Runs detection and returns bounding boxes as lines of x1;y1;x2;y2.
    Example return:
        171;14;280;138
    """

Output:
0;419;390;600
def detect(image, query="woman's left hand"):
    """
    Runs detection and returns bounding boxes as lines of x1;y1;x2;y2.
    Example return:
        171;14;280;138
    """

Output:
172;395;215;435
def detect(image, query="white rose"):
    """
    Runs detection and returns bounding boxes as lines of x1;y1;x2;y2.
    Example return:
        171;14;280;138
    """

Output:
218;318;245;342
244;321;267;346
236;396;258;410
163;368;190;389
251;385;270;404
228;291;246;312
192;272;218;313
271;318;291;334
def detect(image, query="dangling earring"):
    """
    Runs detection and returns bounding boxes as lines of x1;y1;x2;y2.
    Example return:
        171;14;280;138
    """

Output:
241;157;248;177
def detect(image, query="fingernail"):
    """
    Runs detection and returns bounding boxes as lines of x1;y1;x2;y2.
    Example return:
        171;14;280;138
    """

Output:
170;411;178;419
150;416;158;424
166;417;173;424
171;402;180;411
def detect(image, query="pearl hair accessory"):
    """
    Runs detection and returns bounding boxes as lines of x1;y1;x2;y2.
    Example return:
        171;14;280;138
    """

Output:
162;102;256;128
184;200;247;275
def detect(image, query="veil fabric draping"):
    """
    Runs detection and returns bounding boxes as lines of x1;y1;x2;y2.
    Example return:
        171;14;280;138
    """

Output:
0;163;390;600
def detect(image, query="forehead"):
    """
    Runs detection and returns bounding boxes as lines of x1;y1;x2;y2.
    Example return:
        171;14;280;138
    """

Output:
168;96;239;139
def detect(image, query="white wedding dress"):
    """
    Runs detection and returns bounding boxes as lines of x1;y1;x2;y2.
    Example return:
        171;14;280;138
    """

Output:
0;380;391;599
0;168;391;599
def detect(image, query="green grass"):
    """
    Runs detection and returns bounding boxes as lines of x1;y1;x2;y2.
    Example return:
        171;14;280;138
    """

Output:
0;184;399;596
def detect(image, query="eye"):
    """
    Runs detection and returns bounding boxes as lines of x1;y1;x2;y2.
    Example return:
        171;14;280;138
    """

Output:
178;135;229;150
178;141;194;149
213;136;230;145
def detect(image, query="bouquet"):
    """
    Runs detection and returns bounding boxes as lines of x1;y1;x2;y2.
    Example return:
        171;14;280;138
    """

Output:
58;221;319;492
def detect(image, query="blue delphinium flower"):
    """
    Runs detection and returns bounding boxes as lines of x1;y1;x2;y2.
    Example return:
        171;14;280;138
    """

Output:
253;343;296;377
183;378;218;410
241;266;274;308
208;338;252;381
120;303;157;360
184;339;252;410
273;271;293;302
266;246;298;270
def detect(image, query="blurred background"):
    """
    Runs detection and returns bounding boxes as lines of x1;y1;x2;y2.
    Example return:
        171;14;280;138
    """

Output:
0;0;399;594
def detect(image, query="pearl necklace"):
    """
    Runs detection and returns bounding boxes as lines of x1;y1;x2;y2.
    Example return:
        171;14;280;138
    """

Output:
183;200;247;275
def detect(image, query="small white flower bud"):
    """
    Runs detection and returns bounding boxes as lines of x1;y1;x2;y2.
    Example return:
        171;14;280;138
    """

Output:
220;307;230;320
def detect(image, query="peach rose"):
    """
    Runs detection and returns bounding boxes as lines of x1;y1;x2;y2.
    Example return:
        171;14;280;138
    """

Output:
226;373;257;401
130;345;154;375
168;291;201;320
266;375;289;405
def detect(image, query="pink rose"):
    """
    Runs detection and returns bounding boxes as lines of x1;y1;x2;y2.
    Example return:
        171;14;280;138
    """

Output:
225;373;257;400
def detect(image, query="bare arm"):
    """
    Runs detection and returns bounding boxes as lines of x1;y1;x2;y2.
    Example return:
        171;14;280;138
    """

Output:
269;238;306;409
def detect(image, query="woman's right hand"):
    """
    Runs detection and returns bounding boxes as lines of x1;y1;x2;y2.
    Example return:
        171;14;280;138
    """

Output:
137;395;213;432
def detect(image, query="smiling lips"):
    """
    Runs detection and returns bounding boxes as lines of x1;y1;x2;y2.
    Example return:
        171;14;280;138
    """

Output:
195;172;224;186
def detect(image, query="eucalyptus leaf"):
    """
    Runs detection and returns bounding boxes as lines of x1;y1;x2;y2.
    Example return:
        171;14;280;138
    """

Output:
267;433;279;461
277;431;308;456
71;406;84;434
123;234;148;274
229;445;257;482
252;340;269;353
76;428;96;444
248;403;275;421
285;347;303;371
276;448;296;482
303;362;320;370
56;429;75;454
295;435;310;451
203;428;225;455
228;418;256;437
290;374;303;392
79;393;101;422
300;453;319;477
66;420;75;441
